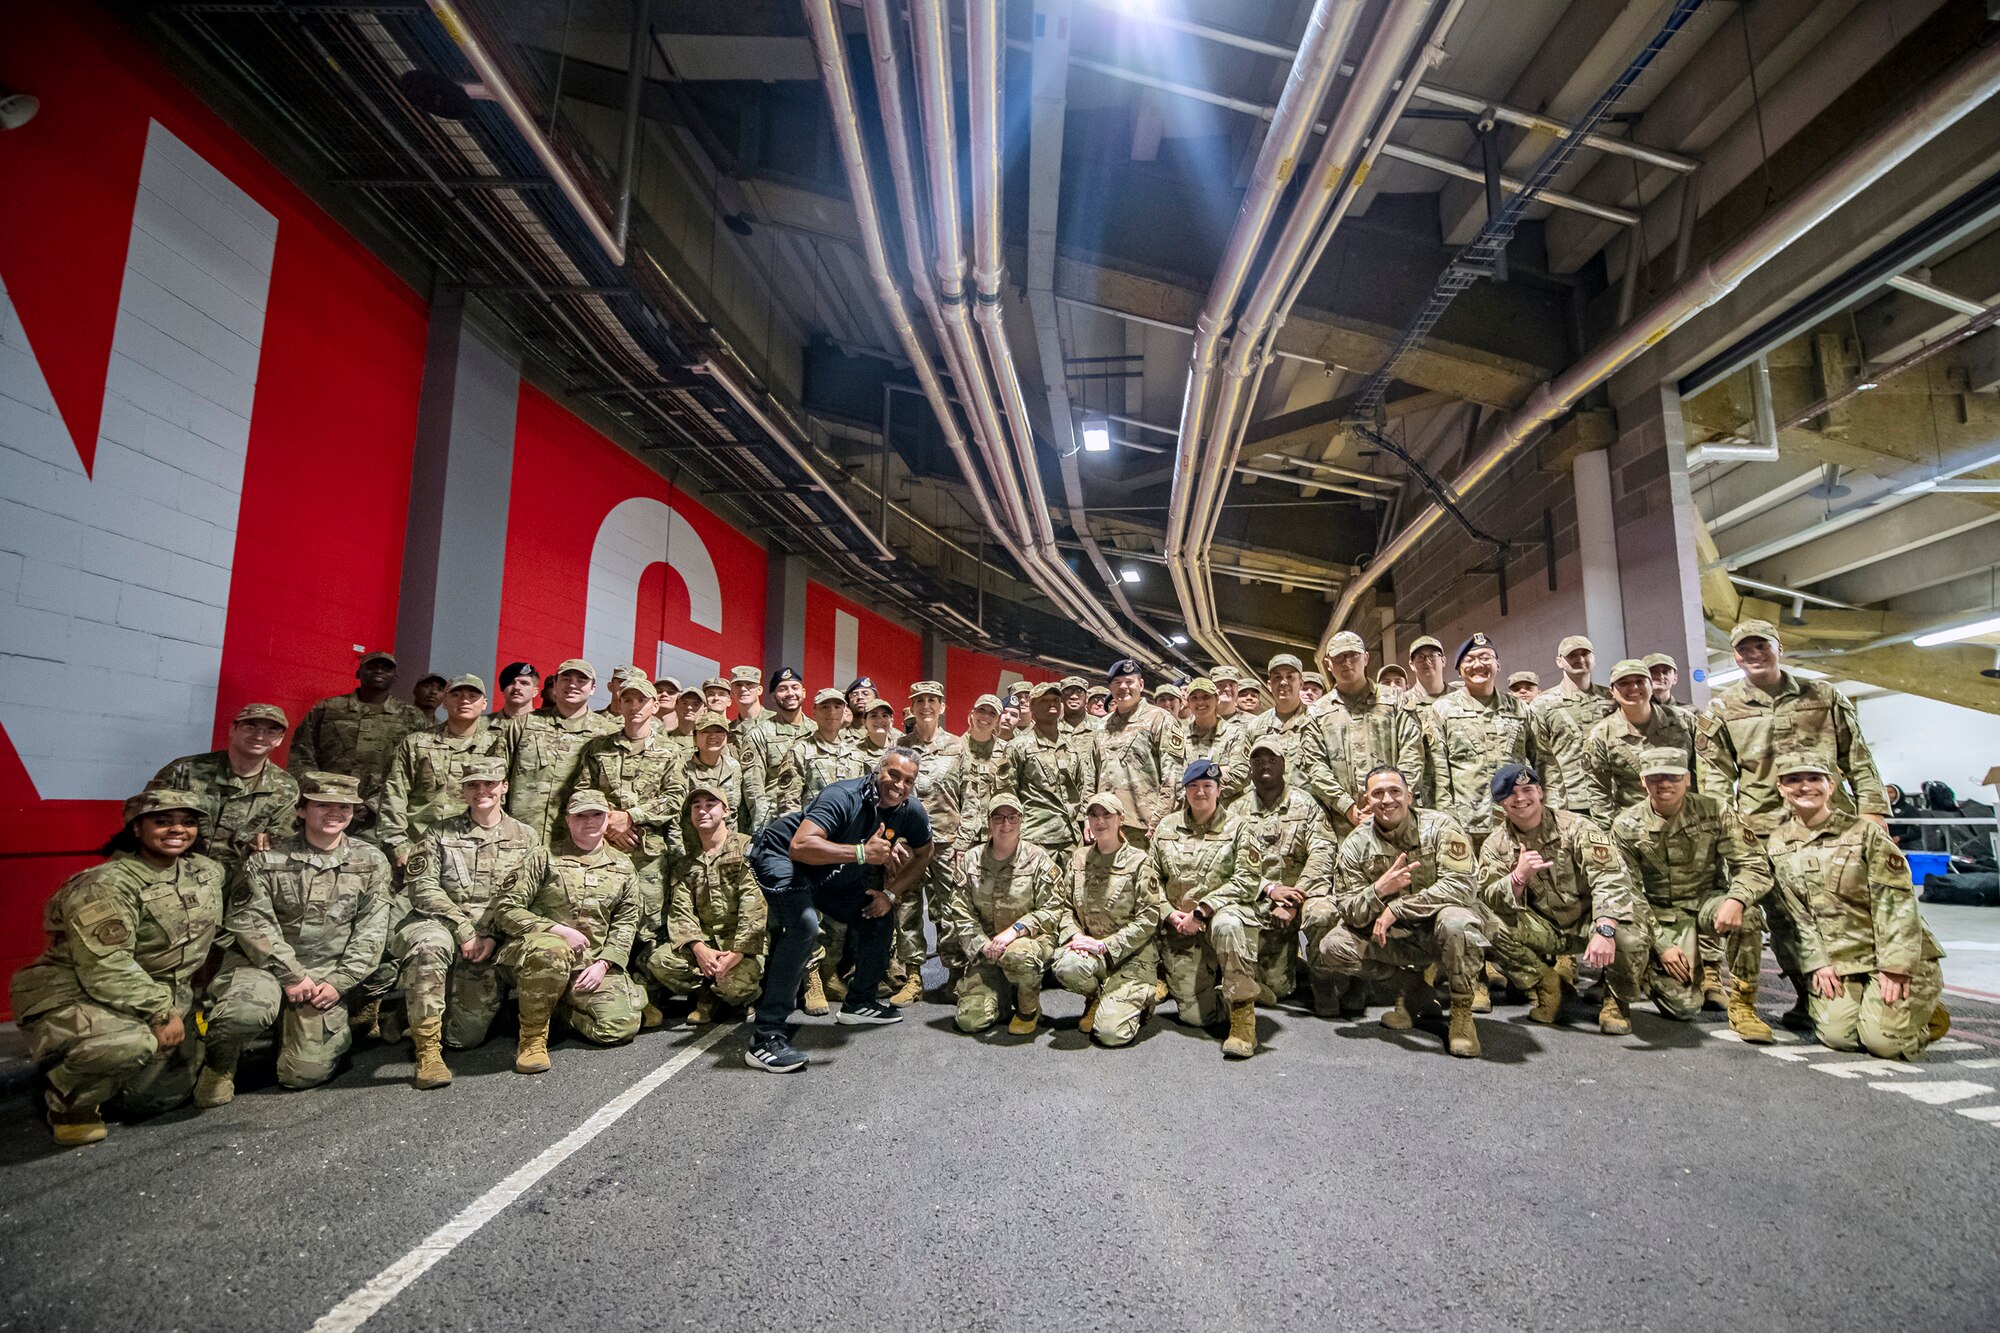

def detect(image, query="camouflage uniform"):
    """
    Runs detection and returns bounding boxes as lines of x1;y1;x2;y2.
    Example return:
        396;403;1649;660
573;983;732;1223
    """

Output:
494;841;644;1044
770;731;861;817
1240;705;1342;818
1611;791;1771;1020
1042;842;1163;1048
1308;810;1486;1001
395;809;539;1048
1526;680;1615;815
1582;707;1696;829
147;752;299;880
1768;807;1945;1059
11;845;223;1117
939;840;1063;1032
377;718;506;858
1098;700;1184;847
1317;685;1424;824
899;723;967;976
204;833;394;1088
945;735;1008;850
1226;783;1339;1001
644;831;768;1009
1144;807;1254;1026
578;727;690;864
678;751;747;846
1178;717;1249;808
726;713;776;832
500;708;619;845
1476;807;1645;1002
1002;727;1100;856
287;691;429;828
1428;690;1537;839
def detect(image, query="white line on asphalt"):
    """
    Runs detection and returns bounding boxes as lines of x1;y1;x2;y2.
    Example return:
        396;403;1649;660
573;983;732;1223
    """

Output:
1929;1038;1982;1051
1956;1105;2000;1123
307;1025;733;1333
1871;1079;1994;1105
1954;1057;2000;1069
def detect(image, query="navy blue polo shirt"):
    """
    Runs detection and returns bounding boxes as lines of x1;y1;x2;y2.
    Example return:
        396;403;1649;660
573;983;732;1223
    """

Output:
757;775;933;896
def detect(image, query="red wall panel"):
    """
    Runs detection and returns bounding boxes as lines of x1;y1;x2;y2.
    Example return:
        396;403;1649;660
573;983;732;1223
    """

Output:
803;581;923;713
944;646;1061;715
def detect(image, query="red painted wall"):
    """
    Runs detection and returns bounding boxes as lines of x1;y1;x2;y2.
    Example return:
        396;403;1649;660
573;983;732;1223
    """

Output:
944;646;1061;713
804;581;923;713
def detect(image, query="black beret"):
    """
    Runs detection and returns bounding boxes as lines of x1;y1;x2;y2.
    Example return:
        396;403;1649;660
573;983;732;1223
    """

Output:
1490;762;1540;803
1455;632;1495;668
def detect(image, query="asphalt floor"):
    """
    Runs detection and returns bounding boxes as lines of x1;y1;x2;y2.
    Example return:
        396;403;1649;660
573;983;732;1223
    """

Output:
3;961;1998;1333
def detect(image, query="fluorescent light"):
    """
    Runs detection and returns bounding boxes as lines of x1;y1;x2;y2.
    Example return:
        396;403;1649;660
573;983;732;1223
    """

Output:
1119;566;1142;584
1081;419;1112;453
1705;667;1744;687
1914;613;2000;647
1930;479;2000;493
1170;633;1190;646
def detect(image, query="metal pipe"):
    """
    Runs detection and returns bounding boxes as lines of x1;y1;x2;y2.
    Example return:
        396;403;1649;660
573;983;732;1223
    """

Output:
1325;37;2000;645
422;0;625;265
613;0;647;251
1385;141;1638;226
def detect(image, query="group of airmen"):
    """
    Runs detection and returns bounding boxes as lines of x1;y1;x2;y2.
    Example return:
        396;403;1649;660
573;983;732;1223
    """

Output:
13;616;1949;1138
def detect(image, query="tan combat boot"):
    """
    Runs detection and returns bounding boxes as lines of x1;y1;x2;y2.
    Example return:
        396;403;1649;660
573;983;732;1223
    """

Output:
48;1106;107;1147
824;971;849;1003
1079;994;1100;1034
1928;1002;1952;1041
801;968;831;1016
1152;976;1170;1005
514;1022;552;1075
411;1016;453;1089
1447;992;1481;1058
1527;967;1562;1024
1382;974;1422;1031
1728;976;1774;1043
889;968;924;1006
1221;998;1257;1058
1598;992;1632;1036
1009;983;1041;1036
1701;960;1728;1010
352;997;383;1040
688;986;716;1026
193;1062;235;1108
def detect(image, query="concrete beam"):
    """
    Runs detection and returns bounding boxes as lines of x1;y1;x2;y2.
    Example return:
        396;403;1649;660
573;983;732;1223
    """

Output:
1854;224;2000;364
1817;520;2000;605
1537;409;1617;473
1753;500;2000;589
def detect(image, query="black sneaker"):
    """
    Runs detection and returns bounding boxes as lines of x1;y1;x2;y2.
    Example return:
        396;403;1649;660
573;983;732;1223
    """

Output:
743;1034;808;1072
836;999;904;1026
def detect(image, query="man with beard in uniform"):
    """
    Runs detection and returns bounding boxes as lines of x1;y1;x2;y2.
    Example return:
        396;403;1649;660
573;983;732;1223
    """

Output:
1526;634;1615;817
289;650;428;838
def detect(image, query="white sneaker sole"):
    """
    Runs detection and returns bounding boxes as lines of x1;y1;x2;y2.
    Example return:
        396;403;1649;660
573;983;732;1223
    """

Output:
743;1048;807;1073
835;1009;904;1026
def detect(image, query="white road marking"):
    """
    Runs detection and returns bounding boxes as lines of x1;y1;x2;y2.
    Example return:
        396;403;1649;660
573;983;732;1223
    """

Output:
1871;1080;1994;1105
1955;1105;2000;1123
1812;1060;1918;1079
1952;1057;2000;1069
1929;1038;1982;1051
307;1025;733;1333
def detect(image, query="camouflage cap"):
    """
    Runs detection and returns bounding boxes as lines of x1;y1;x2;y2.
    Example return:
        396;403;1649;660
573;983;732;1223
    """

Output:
701;676;729;692
1208;665;1243;685
685;781;731;806
459;757;507;783
1267;652;1303;675
1641;653;1678;672
566;788;612;815
729;665;762;685
1376;664;1407;683
124;787;205;826
1731;619;1781;648
972;693;1003;713
1301;672;1326;688
608;664;646;684
909;680;945;699
615;676;658;700
692;709;730;731
1773;751;1831;778
1408;636;1444;656
1326;630;1366;656
1237;681;1262;696
1081;791;1126;822
814;687;847;707
1029;681;1062;699
654;677;682;696
1183;676;1218;696
1153;683;1184;699
1637;747;1690;778
677;686;705;702
298;771;366;805
862;697;896;715
986;792;1024;816
1608;659;1650;684
1087;685;1110;699
1507;671;1540;688
555;658;596;680
1248;737;1285;759
1557;634;1594;657
1059;675;1088;692
233;702;288;728
447;673;486;696
358;650;396;668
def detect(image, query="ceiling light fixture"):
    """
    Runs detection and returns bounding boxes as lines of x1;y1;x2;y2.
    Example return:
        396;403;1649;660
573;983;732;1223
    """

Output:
1120;566;1142;584
1170;633;1190;646
1080;418;1112;453
1914;613;2000;648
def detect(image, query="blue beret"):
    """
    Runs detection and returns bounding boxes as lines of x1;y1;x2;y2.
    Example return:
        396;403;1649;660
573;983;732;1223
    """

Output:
1182;758;1223;786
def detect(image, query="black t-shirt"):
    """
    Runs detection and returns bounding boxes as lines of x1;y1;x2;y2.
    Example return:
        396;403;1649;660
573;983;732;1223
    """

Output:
758;775;933;895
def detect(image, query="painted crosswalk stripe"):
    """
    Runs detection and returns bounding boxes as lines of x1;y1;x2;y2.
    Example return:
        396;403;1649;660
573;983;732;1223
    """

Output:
1952;1057;2000;1069
1871;1080;1994;1105
1954;1105;2000;1123
1929;1038;1982;1052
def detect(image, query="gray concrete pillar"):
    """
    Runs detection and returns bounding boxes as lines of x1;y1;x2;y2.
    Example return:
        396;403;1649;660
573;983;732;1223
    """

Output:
394;290;520;686
1609;382;1711;705
1573;449;1628;663
922;629;948;686
764;551;808;677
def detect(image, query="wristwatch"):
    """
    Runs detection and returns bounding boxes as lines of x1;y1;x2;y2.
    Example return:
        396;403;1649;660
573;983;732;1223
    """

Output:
1593;921;1617;938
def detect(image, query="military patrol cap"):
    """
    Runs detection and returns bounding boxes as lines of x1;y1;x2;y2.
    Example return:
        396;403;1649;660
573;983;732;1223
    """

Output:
555;658;596;680
608;664;645;683
1106;658;1143;681
298;771;366;806
1208;665;1243;685
701;676;729;692
685;781;731;806
1637;747;1690;779
233;702;288;728
846;676;876;696
910;680;945;699
1507;671;1540;688
692;710;730;731
1730;619;1781;648
862;698;896;715
1376;664;1407;683
1326;631;1366;657
1248;737;1285;759
1557;635;1594;657
987;792;1024;816
1182;758;1223;786
1028;681;1061;699
1608;659;1650;684
1642;653;1678;672
447;673;487;696
1773;751;1830;778
1455;633;1495;667
1087;685;1110;700
358;650;396;668
566;789;612;815
1082;792;1126;822
498;661;538;688
1236;682;1262;697
124;787;205;826
654;677;681;696
1408;636;1444;656
615;677;658;700
678;686;705;702
972;693;1003;713
1267;653;1303;675
459;757;507;783
1489;762;1541;802
415;673;449;691
730;665;762;685
770;667;802;687
1302;672;1326;689
1183;676;1217;696
1153;683;1183;700
814;687;847;707
1060;675;1088;692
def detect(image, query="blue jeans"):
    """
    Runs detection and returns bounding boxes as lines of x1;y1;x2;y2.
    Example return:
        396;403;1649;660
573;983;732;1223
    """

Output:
751;840;893;1041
